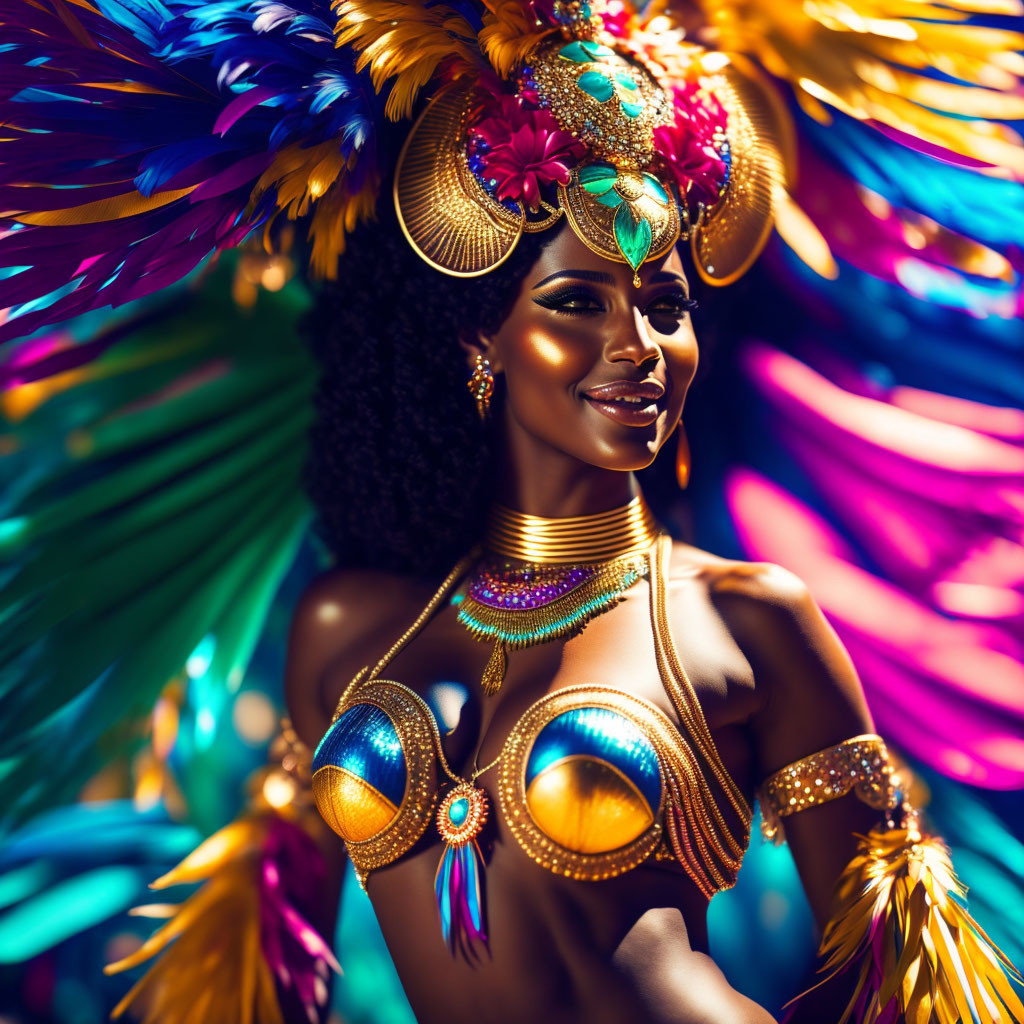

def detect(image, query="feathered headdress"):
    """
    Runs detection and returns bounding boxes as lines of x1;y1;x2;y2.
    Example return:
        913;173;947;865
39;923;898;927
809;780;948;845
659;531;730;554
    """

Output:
3;0;1021;338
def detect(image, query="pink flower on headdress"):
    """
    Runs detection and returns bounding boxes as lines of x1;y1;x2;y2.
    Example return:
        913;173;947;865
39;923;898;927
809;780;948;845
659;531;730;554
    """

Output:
653;84;728;205
600;0;631;38
473;101;585;211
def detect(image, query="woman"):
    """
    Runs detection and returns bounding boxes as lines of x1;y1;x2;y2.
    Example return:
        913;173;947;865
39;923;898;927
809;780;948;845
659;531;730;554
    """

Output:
285;207;885;1023
2;0;1022;1019
285;149;1024;1020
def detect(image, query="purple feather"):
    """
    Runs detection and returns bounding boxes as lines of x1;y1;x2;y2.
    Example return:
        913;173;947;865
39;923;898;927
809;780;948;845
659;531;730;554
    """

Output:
0;0;377;343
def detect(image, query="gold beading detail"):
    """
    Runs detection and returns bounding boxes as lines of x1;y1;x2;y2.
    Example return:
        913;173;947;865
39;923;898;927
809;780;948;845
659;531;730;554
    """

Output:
527;38;672;169
757;734;902;843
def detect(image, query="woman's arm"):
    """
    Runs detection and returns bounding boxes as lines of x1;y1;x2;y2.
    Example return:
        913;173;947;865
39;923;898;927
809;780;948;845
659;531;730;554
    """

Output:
717;563;1024;1024
282;575;363;1006
715;562;881;925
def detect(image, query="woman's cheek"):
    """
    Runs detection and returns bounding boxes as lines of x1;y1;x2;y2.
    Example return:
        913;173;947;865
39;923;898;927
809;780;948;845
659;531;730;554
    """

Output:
507;325;595;389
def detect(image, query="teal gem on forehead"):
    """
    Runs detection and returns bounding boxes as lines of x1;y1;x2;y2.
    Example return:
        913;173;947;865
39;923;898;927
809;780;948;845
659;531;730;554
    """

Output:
449;797;469;826
614;203;653;272
558;40;613;63
577;71;615;103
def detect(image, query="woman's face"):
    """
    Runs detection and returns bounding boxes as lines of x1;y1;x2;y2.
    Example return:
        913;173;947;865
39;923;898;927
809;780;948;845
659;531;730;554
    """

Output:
481;225;699;473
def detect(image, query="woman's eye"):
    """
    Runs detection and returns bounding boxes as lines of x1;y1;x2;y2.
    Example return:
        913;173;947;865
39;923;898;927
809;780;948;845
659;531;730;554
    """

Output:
646;293;698;320
532;289;604;314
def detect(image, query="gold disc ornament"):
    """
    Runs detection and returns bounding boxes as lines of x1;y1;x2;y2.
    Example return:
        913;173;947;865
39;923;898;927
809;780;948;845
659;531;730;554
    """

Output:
690;60;786;286
395;87;525;277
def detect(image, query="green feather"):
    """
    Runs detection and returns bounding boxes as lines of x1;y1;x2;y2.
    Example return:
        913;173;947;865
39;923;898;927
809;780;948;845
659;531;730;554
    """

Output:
0;264;316;829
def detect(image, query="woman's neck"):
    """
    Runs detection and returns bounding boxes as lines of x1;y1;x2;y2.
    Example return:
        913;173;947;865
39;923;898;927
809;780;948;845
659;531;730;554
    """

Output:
492;419;639;519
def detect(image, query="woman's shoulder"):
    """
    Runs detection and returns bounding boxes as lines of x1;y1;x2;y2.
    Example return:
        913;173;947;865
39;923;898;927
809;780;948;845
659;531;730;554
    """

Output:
667;541;872;750
284;566;441;745
666;539;812;619
665;540;837;690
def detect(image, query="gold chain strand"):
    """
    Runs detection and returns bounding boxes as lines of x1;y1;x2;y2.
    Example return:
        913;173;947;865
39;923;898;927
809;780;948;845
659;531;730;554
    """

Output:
646;537;749;883
333;552;478;723
649;536;752;837
486;494;659;564
651;536;740;806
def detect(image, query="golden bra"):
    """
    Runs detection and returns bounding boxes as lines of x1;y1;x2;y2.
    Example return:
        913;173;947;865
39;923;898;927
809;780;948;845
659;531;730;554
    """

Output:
311;534;753;918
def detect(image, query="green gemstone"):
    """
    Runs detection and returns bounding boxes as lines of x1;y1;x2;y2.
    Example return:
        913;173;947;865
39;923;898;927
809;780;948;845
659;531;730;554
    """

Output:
614;203;653;271
449;796;469;826
620;101;643;119
595;189;624;209
579;162;617;195
577;71;614;103
642;174;669;205
615;74;638;91
559;40;612;63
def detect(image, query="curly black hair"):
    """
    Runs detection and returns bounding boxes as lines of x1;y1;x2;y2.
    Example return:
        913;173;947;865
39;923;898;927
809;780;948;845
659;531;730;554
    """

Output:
302;207;704;578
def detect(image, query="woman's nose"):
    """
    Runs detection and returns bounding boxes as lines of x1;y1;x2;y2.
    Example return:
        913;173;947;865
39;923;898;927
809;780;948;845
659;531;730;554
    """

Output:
603;306;661;367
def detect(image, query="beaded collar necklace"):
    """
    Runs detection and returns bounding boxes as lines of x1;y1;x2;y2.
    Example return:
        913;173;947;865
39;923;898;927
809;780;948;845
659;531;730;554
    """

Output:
452;495;662;694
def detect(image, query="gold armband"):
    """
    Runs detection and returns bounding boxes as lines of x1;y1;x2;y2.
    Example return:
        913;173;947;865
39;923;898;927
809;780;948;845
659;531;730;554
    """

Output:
757;734;905;843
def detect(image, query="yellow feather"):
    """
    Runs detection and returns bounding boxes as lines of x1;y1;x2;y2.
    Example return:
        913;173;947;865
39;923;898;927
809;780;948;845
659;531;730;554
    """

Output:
791;827;1024;1023
693;0;1024;171
478;1;554;78
308;170;381;279
334;0;482;119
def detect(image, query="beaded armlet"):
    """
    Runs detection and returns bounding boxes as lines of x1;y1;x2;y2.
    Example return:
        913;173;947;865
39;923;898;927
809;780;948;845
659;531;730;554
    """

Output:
757;734;905;843
106;720;339;1024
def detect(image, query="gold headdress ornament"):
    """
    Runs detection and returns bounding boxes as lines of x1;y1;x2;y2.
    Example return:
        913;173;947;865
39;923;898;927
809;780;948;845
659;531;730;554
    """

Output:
335;0;782;284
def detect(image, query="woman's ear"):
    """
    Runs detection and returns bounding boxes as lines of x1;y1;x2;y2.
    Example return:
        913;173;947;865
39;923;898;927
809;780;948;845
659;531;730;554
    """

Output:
458;329;503;375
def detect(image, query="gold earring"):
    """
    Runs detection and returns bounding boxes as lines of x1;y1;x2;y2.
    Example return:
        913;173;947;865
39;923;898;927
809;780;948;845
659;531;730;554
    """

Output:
676;424;691;489
467;354;494;420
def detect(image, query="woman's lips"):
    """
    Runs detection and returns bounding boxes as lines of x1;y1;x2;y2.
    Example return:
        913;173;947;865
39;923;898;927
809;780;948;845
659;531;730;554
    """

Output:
582;379;665;427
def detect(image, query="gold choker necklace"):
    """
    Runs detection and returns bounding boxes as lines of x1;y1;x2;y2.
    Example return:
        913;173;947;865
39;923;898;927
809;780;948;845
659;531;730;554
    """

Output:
485;494;659;565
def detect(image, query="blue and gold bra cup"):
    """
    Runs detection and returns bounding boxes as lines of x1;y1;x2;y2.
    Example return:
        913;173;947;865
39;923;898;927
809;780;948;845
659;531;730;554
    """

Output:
312;681;439;879
498;686;676;880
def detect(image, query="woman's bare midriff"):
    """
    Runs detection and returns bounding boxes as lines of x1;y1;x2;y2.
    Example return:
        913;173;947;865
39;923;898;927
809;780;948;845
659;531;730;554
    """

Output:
369;838;777;1024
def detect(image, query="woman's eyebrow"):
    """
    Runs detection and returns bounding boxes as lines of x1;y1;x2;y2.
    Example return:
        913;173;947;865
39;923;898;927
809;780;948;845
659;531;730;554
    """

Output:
649;270;688;286
531;269;616;289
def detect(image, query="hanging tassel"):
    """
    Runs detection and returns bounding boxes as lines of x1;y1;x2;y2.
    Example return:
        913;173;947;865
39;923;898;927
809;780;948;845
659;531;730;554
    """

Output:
434;839;488;953
481;639;507;696
783;825;1024;1024
434;784;489;954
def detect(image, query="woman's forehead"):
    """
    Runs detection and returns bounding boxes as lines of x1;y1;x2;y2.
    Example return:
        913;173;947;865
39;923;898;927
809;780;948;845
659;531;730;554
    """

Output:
525;224;687;288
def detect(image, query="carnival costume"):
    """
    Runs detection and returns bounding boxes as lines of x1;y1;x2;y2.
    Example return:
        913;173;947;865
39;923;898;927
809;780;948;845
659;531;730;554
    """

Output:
1;0;1023;1019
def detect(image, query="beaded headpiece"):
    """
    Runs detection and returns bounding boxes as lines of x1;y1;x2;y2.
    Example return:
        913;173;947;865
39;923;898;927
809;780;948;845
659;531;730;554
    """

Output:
3;0;1018;341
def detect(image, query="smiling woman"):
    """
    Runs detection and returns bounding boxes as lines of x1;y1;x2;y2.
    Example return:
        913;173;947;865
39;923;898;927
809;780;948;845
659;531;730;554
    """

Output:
279;156;1024;1018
